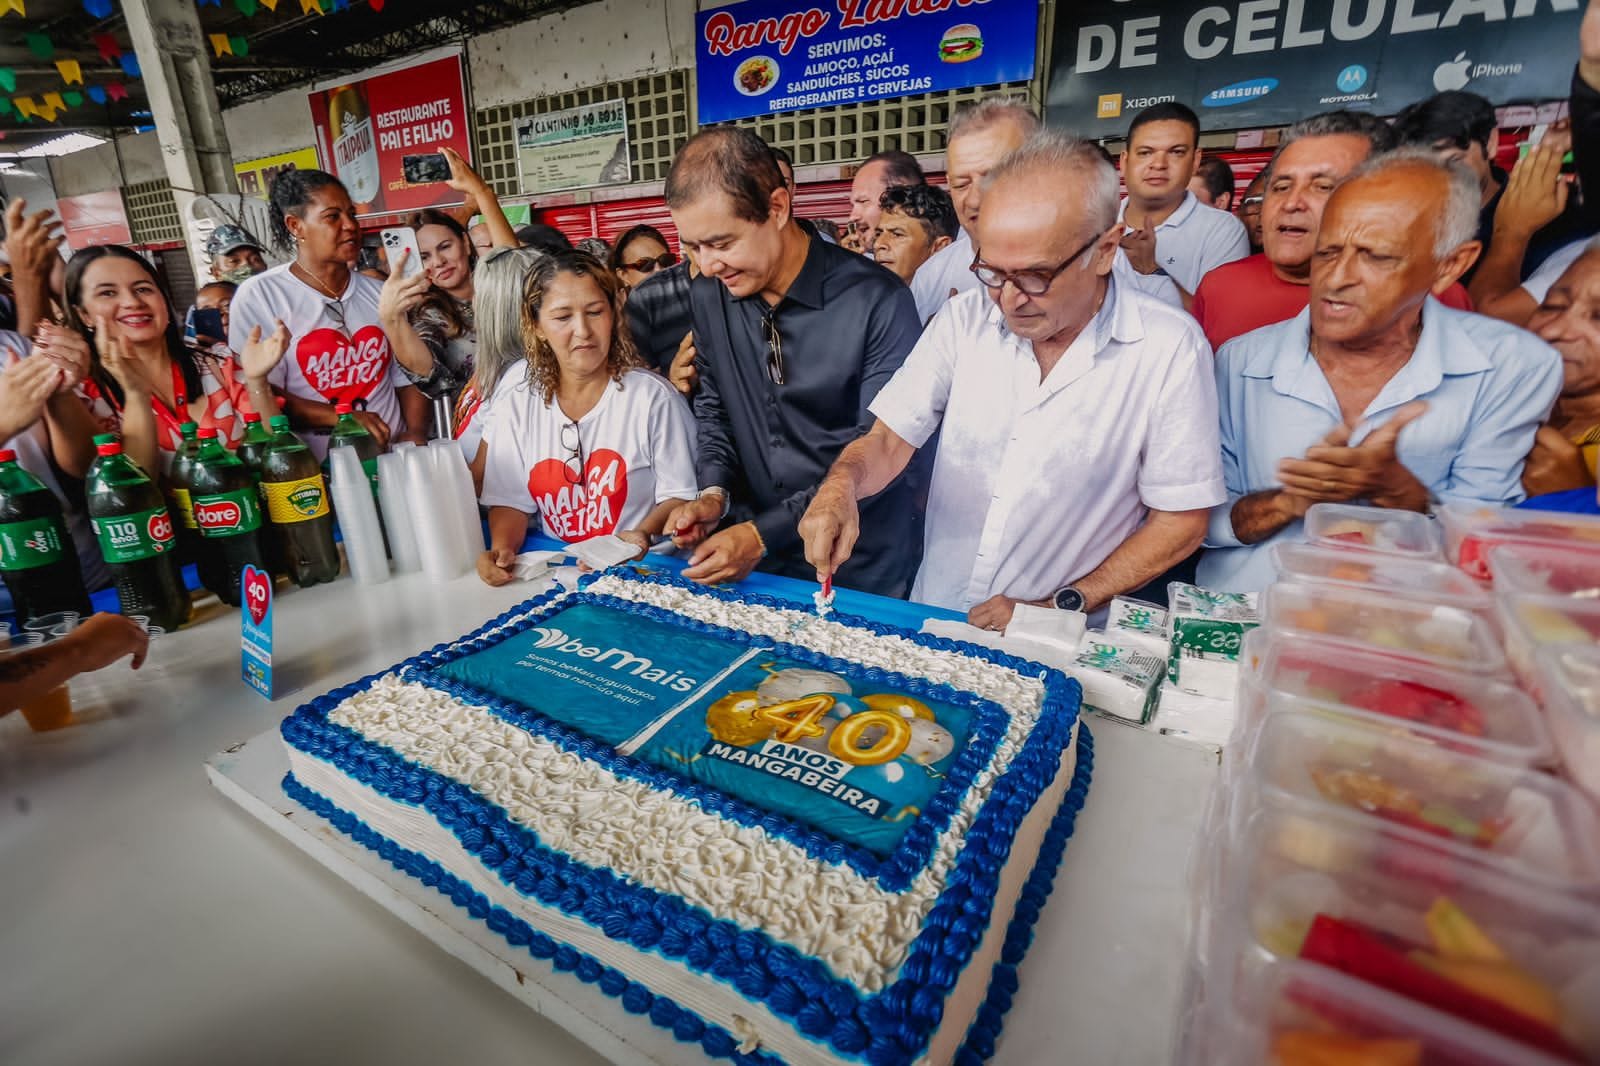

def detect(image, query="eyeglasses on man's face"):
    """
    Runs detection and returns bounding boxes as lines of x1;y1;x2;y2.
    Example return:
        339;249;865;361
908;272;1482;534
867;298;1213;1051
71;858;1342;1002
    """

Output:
969;231;1102;297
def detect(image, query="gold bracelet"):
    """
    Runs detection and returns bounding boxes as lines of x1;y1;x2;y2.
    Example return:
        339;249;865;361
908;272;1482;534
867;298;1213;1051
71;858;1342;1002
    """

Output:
748;522;768;558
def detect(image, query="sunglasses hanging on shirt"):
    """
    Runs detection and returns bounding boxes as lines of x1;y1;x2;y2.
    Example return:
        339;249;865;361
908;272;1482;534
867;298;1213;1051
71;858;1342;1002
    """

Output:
760;309;784;386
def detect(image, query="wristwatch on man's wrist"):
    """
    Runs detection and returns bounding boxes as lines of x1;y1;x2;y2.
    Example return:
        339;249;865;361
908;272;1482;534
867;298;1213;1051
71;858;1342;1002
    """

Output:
1051;585;1086;612
698;486;731;521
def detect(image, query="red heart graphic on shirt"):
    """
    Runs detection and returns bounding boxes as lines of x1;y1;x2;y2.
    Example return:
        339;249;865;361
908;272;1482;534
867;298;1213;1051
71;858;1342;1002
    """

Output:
243;565;271;627
526;448;629;542
295;325;390;406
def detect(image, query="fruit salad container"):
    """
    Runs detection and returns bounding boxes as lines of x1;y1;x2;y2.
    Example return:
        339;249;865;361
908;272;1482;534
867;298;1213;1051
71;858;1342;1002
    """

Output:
1532;645;1600;809
1495;595;1600;690
1236;631;1553;770
1438;504;1600;582
1216;803;1600;1063
1231;711;1600;894
1206;954;1589;1066
1488;541;1600;601
1304;503;1444;559
1261;581;1509;678
1272;541;1494;620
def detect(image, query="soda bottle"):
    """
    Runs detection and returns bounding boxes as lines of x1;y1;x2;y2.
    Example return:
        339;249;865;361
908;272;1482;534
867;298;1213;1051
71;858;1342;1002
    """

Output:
167;421;205;570
235;412;285;575
86;434;190;632
262;416;340;588
0;449;92;625
190;427;267;608
326;401;389;552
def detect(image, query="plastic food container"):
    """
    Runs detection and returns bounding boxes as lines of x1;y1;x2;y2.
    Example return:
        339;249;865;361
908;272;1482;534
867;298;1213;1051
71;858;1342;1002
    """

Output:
1232;711;1600;893
1237;631;1552;769
1303;503;1444;558
1272;541;1494;618
1487;541;1600;601
1531;645;1600;809
1438;504;1600;581
1261;581;1509;677
1215;803;1600;1063
1495;595;1600;689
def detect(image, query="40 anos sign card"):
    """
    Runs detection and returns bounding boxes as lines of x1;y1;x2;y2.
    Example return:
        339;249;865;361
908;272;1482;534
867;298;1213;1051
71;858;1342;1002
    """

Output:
695;0;1038;125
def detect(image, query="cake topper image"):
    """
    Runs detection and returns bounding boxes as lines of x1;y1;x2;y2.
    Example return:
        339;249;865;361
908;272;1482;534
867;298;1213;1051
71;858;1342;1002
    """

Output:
704;664;957;783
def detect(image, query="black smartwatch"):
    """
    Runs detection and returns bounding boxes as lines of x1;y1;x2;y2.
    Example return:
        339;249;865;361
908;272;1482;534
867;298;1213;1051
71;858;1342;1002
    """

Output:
1052;586;1086;612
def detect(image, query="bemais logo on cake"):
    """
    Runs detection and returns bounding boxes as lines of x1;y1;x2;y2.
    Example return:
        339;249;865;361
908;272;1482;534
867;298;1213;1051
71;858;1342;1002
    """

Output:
524;626;698;692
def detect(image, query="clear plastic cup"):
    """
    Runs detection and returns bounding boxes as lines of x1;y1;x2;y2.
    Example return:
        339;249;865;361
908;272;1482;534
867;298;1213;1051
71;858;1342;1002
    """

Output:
1213;803;1600;1062
1303;502;1444;558
1438;504;1600;581
1231;711;1600;892
1487;541;1600;600
1237;630;1552;768
1272;541;1493;618
1261;580;1509;677
1495;595;1600;689
1531;645;1600;809
1;630;72;732
23;610;80;639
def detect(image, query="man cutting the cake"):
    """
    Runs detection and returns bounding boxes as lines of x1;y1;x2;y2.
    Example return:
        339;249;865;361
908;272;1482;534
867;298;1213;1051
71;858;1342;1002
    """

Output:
799;129;1226;631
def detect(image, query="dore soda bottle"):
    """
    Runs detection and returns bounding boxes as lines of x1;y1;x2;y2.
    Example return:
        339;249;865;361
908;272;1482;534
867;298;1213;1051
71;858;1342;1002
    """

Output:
190;427;267;608
86;434;189;631
0;449;91;625
263;415;340;587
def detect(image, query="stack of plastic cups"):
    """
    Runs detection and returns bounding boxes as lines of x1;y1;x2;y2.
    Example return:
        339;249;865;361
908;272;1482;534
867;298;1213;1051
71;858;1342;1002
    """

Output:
428;438;484;572
375;453;422;574
329;447;389;585
404;445;465;582
1175;501;1600;1066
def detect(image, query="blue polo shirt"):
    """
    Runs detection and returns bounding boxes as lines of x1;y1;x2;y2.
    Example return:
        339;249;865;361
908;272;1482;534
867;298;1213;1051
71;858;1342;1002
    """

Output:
1198;298;1562;593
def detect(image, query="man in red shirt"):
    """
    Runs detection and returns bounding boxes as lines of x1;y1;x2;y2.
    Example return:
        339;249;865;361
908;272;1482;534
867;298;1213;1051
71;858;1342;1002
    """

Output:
1194;111;1474;351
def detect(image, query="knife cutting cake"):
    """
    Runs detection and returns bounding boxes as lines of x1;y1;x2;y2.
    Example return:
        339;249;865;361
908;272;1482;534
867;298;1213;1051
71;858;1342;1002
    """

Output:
279;569;1092;1065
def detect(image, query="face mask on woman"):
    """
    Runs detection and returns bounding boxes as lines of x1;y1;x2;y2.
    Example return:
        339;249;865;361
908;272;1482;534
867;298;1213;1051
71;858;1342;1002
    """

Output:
220;264;261;284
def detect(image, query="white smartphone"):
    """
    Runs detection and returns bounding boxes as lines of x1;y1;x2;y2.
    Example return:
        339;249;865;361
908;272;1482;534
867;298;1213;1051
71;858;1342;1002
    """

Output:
379;227;424;278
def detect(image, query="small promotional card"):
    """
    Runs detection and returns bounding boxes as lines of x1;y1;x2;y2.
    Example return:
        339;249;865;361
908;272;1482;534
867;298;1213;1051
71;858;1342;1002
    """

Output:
241;565;276;700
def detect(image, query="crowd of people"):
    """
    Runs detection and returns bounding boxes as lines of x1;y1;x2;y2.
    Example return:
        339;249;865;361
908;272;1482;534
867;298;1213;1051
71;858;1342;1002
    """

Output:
0;3;1598;661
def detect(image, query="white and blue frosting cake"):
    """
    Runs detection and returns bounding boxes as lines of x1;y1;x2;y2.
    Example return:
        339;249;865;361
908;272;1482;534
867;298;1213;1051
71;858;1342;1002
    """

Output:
279;569;1092;1065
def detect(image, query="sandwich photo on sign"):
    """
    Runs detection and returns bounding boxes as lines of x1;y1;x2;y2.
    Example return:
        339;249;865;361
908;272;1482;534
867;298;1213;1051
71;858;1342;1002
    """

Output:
940;23;983;63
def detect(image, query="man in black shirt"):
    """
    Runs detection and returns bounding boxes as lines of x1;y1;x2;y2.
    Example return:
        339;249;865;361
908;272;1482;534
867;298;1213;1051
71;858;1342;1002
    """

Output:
624;257;694;377
663;128;924;596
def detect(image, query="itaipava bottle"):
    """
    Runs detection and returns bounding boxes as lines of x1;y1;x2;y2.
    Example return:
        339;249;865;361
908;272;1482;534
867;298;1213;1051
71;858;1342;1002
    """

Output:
234;411;285;575
86;434;189;631
0;449;92;625
262;415;340;587
167;420;205;570
190;427;267;608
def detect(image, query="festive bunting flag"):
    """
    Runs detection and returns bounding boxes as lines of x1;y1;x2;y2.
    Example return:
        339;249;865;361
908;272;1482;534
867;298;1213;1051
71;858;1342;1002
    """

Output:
234;0;256;14
0;99;11;116
230;34;249;56
106;82;129;102
298;0;322;13
119;53;140;78
197;0;221;6
86;85;107;104
42;91;64;112
259;0;276;9
13;97;37;119
25;33;53;60
0;0;24;17
55;59;83;85
0;69;15;94
63;90;83;107
331;0;346;10
368;0;383;10
92;33;121;63
209;32;232;56
82;0;113;16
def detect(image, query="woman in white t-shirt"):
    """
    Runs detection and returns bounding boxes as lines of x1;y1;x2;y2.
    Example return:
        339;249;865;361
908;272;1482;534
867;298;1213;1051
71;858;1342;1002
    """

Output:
476;251;696;586
227;168;428;459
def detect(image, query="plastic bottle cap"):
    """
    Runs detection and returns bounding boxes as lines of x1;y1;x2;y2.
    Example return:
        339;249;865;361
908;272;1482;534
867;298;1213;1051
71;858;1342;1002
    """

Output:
269;416;289;430
0;449;16;463
95;439;122;456
92;433;118;446
180;421;199;433
197;427;219;439
243;412;261;423
335;402;353;415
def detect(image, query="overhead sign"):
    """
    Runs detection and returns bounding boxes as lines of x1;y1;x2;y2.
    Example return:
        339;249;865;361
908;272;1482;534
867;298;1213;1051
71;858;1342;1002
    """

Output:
234;147;320;201
307;49;473;217
55;190;133;250
695;0;1038;125
1047;1;1584;136
515;99;632;195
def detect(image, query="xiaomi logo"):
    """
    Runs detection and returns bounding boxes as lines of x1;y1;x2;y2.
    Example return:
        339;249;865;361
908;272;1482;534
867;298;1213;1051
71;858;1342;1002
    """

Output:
1097;94;1122;119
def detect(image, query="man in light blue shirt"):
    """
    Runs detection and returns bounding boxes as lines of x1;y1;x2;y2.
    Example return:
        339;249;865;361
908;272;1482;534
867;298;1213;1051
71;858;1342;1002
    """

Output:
1199;149;1562;593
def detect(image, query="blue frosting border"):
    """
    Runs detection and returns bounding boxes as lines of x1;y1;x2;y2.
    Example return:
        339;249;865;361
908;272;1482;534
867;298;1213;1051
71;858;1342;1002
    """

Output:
279;568;1087;1064
279;727;1094;1066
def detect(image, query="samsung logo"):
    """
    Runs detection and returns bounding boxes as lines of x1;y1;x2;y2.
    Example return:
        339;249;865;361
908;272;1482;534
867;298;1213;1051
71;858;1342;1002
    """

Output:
1202;78;1279;107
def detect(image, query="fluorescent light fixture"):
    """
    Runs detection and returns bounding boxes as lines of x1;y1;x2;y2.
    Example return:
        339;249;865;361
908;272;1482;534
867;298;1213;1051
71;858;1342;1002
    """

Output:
0;132;110;159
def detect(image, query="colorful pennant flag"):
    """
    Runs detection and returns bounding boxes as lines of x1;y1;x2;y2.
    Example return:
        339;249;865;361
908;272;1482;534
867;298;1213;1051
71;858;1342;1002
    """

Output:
106;82;129;102
0;0;24;17
0;69;15;94
119;53;140;78
83;0;113;15
209;32;231;56
42;91;64;112
63;89;83;107
55;59;83;85
0;99;11;117
368;0;383;10
86;85;107;104
299;0;322;13
331;0;346;10
197;0;221;6
231;34;248;55
13;97;37;119
25;32;53;60
259;0;277;9
93;33;121;63
234;0;257;14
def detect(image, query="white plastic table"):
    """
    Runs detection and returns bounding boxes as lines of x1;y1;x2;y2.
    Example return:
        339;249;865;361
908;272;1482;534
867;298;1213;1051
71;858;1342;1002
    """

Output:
0;570;1218;1066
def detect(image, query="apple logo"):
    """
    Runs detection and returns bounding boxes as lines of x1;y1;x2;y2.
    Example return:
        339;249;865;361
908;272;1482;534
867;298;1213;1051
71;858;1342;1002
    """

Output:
1434;52;1472;92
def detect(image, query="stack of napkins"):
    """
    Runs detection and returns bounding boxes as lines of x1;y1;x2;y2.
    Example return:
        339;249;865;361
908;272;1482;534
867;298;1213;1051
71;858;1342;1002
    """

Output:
1166;584;1260;700
1105;597;1168;656
1152;683;1236;747
920;605;1086;672
512;549;565;582
1067;634;1166;724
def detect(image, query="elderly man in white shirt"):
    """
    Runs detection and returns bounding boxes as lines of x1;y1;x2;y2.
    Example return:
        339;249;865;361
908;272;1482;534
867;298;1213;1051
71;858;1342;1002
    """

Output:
799;130;1226;630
